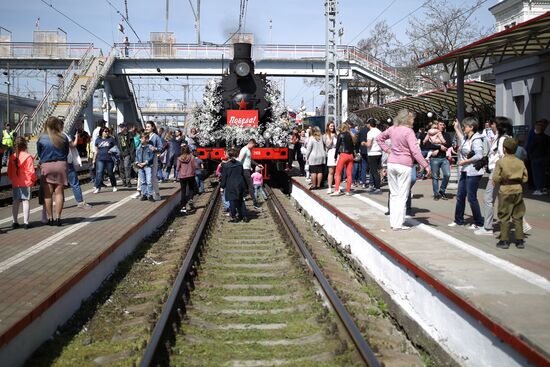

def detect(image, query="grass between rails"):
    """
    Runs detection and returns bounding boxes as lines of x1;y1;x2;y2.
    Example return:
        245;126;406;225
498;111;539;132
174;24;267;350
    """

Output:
24;187;214;367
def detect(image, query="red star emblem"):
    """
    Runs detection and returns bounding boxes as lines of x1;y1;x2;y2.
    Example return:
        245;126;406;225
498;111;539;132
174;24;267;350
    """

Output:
237;98;248;110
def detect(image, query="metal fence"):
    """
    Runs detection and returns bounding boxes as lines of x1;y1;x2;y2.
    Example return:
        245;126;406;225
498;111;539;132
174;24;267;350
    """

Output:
0;42;100;59
114;43;405;86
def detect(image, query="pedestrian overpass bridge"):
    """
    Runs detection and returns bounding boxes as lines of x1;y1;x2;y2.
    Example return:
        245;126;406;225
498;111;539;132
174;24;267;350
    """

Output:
0;42;413;136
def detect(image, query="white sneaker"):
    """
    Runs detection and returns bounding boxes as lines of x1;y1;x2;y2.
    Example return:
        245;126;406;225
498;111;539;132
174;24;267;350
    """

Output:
326;188;333;194
392;225;412;231
468;224;479;230
77;201;92;209
345;192;352;196
112;187;118;192
329;191;342;196
474;228;493;236
447;222;460;227
533;190;543;196
93;188;100;194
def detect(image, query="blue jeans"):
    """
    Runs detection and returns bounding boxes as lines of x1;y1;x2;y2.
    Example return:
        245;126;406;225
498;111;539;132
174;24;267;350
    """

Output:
165;156;177;180
454;172;483;226
430;157;450;195
139;166;153;197
531;157;546;191
195;172;204;193
360;153;369;185
67;164;83;203
254;184;268;201
95;160;117;189
2;148;13;166
222;190;230;210
352;161;361;183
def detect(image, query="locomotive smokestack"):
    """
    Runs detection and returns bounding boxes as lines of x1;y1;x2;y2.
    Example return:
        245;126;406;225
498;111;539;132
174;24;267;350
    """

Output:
233;43;252;60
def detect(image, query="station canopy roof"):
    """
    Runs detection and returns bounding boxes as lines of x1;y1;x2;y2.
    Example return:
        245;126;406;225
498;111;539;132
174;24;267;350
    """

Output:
418;11;550;74
355;81;495;121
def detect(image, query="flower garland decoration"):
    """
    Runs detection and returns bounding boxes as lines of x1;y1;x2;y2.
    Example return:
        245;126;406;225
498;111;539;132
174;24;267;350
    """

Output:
191;78;290;147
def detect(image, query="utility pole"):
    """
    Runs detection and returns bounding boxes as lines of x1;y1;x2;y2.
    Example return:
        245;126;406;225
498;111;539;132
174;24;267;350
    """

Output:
3;63;10;125
324;0;337;127
165;0;169;33
188;0;201;44
197;0;201;44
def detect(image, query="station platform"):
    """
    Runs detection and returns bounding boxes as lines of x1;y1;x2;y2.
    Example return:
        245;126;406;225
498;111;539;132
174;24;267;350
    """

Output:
290;176;550;367
0;179;181;366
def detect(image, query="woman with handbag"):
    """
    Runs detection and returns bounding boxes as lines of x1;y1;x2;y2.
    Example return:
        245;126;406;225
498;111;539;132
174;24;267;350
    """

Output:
92;127;118;194
448;117;485;229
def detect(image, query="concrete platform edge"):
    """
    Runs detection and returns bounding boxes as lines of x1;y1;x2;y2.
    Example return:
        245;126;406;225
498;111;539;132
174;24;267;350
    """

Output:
0;190;181;367
290;181;530;367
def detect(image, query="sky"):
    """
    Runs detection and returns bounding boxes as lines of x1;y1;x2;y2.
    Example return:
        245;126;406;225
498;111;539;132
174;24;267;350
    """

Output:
0;0;499;112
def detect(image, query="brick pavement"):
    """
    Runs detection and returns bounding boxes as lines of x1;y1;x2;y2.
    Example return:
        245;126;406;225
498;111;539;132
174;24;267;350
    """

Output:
0;180;180;346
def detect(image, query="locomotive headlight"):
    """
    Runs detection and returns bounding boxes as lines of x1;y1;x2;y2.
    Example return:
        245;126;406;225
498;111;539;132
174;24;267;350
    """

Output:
235;62;250;77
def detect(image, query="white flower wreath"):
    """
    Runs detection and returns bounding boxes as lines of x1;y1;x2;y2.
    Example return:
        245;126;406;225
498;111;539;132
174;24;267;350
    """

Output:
191;78;290;148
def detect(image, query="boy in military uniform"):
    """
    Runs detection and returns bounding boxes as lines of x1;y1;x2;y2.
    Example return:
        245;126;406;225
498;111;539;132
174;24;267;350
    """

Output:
493;138;528;249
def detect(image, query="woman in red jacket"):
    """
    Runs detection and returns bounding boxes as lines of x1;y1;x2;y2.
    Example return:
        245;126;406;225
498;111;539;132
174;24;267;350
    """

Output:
7;137;37;229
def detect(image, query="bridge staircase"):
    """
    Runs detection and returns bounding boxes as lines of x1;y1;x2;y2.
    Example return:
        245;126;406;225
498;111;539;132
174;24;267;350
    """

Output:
25;48;116;138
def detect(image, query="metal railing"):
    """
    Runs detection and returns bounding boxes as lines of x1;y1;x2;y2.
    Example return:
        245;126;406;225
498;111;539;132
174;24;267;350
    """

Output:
127;77;145;125
30;84;59;135
13;113;30;136
115;42;409;88
63;47;117;133
0;42;100;59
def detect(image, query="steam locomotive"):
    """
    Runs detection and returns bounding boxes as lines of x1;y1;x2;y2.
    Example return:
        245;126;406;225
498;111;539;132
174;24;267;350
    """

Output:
196;43;288;179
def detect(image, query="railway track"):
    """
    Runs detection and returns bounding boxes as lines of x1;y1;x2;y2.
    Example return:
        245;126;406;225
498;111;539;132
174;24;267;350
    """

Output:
25;182;423;366
141;187;379;367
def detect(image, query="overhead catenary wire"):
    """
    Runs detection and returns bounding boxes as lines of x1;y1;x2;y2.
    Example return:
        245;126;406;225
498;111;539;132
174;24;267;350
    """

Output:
387;0;433;30
349;0;398;44
40;0;111;47
104;0;142;42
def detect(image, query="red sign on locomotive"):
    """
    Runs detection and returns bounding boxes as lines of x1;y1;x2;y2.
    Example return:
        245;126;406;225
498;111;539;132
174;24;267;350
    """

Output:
227;110;259;127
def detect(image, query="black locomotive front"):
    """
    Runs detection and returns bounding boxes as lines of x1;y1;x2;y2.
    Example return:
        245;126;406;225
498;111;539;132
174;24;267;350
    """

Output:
221;43;269;124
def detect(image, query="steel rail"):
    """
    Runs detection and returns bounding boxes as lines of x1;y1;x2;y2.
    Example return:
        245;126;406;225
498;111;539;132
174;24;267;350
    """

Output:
139;185;379;366
140;188;220;367
265;186;381;367
139;187;220;367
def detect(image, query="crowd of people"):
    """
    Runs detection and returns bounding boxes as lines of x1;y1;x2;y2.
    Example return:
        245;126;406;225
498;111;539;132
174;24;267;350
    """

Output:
1;117;205;232
1;111;549;248
285;110;550;249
